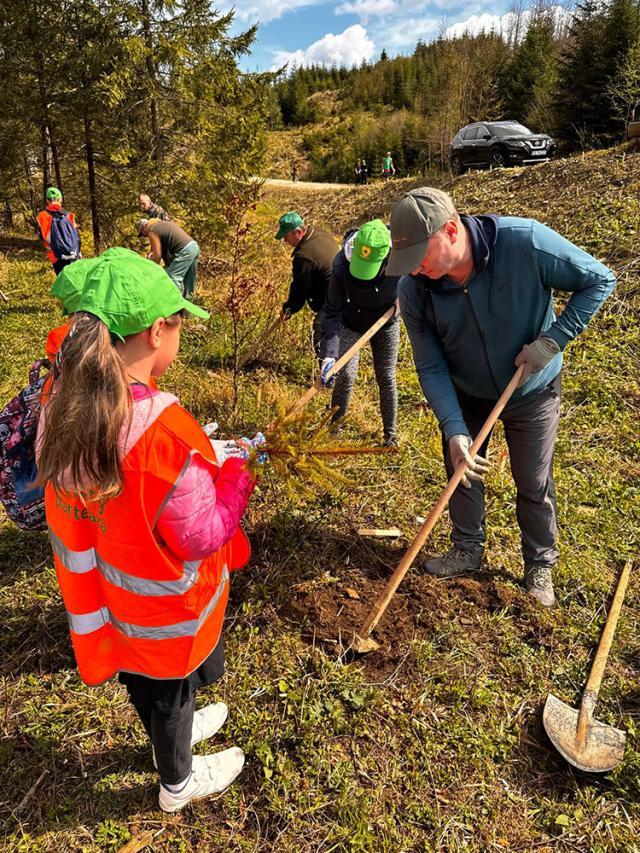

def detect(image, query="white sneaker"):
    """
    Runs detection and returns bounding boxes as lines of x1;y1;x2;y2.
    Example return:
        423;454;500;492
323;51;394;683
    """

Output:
191;702;228;746
158;748;245;813
152;702;228;769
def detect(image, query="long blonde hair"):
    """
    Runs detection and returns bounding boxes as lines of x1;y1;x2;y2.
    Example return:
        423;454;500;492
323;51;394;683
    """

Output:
37;312;133;501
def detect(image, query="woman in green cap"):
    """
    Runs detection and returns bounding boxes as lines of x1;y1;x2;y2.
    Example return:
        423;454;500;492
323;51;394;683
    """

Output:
319;219;400;445
36;248;265;812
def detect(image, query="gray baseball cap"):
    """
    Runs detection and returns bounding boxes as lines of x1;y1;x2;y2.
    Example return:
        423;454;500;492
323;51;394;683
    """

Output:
387;187;458;276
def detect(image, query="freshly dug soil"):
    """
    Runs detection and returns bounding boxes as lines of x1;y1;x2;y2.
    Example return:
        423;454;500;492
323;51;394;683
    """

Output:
285;568;554;679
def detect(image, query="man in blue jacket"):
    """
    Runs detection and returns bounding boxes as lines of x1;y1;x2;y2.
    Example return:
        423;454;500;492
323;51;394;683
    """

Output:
387;187;616;606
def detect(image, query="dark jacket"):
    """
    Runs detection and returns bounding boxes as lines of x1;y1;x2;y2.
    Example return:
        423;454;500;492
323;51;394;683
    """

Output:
321;233;399;359
283;227;339;315
400;214;616;440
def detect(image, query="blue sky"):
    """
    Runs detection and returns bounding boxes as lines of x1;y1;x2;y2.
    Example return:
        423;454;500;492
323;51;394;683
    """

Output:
224;0;528;72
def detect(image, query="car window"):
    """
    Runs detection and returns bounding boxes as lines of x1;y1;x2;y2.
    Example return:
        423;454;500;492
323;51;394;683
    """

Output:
460;127;476;140
492;123;532;138
475;126;491;139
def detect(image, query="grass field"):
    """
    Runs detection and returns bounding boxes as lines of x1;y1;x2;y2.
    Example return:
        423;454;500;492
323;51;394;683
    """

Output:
0;147;639;851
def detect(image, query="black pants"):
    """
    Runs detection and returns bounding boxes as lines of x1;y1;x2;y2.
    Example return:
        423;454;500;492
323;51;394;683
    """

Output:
127;689;194;785
52;258;74;276
120;638;225;786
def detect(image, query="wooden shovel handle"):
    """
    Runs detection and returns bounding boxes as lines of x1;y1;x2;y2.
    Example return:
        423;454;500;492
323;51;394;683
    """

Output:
357;365;525;641
285;304;398;419
576;560;632;745
237;315;284;370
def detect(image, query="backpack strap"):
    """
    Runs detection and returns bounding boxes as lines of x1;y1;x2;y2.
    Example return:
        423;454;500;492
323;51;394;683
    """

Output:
29;359;51;387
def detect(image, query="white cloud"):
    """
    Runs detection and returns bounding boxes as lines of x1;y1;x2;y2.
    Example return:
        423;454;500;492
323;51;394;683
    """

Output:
335;0;398;22
231;0;320;25
271;24;375;69
444;10;520;38
379;15;441;47
444;5;570;39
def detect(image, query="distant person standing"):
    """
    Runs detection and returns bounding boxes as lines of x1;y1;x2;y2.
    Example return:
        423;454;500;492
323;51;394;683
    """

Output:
275;211;339;358
382;152;396;179
36;188;82;275
291;163;298;182
138;218;200;298
360;159;369;185
139;192;172;221
354;160;362;185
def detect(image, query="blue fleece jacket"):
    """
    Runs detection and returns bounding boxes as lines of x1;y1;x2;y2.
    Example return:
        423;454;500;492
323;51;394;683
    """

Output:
399;215;616;441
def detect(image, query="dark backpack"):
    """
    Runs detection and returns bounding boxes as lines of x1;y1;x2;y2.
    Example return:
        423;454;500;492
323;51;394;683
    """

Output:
49;209;81;261
0;360;51;530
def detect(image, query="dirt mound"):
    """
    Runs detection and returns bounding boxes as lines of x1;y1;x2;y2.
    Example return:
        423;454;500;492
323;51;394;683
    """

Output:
285;567;553;679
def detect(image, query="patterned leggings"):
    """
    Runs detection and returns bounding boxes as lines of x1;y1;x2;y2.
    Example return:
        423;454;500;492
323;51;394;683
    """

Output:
331;318;399;440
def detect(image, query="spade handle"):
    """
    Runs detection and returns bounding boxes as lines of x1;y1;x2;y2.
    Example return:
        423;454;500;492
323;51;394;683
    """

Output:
576;560;632;747
237;315;284;370
357;365;524;641
285;304;397;419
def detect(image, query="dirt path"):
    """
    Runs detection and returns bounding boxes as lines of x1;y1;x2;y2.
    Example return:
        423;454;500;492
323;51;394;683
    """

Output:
262;177;354;191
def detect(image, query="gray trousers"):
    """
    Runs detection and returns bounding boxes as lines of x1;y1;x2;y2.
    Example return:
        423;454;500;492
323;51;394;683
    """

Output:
445;379;561;566
331;319;399;440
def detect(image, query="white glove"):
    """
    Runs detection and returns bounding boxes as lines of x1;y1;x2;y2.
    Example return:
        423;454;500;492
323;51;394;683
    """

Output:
203;422;219;437
514;336;560;386
448;434;490;489
210;439;244;465
321;357;336;387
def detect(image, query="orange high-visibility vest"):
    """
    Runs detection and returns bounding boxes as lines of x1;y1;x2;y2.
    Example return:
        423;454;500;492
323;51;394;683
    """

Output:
45;402;251;686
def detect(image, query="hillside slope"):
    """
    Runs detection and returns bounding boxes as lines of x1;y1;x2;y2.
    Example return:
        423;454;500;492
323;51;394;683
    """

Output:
0;147;638;851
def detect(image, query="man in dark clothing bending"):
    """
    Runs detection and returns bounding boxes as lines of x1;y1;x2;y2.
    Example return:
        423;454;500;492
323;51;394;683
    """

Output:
276;211;339;357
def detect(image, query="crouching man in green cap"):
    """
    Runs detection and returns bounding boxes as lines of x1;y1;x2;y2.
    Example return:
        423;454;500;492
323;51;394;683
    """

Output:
388;188;616;606
319;219;400;446
275;211;339;358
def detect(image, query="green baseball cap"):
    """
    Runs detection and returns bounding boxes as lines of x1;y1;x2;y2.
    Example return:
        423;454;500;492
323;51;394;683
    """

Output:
275;211;304;240
46;187;62;201
349;219;391;281
52;247;209;340
387;187;457;276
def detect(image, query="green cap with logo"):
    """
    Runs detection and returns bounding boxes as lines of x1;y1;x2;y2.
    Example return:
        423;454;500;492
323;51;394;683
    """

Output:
52;247;209;341
349;219;391;281
387;187;457;276
275;211;304;240
46;187;62;201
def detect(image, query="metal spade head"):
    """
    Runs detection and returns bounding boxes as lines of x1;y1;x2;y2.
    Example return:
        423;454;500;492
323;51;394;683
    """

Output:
351;633;380;654
543;693;626;773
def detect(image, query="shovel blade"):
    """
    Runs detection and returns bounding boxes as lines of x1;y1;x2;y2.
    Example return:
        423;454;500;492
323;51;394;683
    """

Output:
543;693;626;773
351;633;380;654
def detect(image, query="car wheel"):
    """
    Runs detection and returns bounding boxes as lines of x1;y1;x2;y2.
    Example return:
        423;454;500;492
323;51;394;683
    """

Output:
451;154;464;175
489;149;506;168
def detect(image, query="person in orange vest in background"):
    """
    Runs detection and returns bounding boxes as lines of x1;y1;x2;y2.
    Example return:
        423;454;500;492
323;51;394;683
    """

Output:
36;187;82;275
36;248;266;812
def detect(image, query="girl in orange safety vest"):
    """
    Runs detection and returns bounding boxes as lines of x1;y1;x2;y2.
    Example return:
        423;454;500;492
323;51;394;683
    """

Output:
36;247;265;813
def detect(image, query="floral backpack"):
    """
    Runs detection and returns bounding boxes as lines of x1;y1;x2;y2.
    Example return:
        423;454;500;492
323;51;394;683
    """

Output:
0;359;52;530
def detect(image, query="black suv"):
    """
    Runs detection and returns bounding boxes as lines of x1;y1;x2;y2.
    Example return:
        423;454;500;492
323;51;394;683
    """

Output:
450;121;555;174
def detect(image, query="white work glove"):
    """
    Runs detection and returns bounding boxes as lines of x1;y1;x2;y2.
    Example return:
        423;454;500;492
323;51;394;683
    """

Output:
448;434;490;489
321;357;336;387
210;439;245;465
514;336;560;386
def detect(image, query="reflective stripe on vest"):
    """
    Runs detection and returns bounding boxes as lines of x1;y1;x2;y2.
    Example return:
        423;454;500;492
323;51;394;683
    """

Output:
67;564;229;639
49;531;202;597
